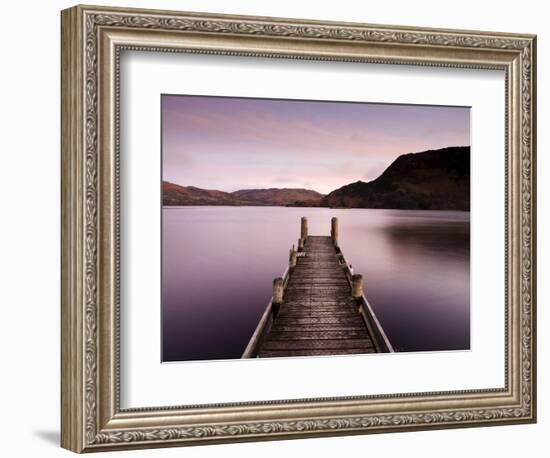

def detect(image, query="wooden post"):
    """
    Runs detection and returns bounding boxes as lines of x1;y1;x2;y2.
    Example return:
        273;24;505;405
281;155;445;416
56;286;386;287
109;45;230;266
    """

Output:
288;244;296;261
300;217;308;240
272;277;284;318
289;248;297;269
351;274;363;300
331;217;339;244
273;277;284;303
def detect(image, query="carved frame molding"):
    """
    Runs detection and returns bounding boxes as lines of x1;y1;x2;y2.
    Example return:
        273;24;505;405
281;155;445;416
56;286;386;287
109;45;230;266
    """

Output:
61;4;536;452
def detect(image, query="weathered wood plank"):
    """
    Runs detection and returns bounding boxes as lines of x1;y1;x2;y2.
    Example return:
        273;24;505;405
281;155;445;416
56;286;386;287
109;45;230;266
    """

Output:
270;324;367;332
260;348;376;357
270;317;366;326
284;299;353;304
262;339;375;351
268;330;369;340
279;311;357;316
276;311;357;319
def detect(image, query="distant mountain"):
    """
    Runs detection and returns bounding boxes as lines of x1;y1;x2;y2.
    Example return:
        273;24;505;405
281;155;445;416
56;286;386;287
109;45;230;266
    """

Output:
162;182;250;206
162;182;324;207
164;146;469;210
320;146;470;211
231;188;324;206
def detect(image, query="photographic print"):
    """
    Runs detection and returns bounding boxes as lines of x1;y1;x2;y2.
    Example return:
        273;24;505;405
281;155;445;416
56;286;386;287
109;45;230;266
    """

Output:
161;95;470;362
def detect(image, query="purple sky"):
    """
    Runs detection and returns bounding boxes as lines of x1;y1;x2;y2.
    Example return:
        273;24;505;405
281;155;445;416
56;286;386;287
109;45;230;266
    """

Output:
162;95;470;194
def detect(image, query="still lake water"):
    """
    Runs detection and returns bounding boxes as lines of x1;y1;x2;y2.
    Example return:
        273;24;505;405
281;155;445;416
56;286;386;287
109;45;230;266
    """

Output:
162;207;470;361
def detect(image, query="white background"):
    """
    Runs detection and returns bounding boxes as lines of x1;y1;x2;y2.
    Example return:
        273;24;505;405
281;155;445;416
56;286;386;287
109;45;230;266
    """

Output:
0;0;546;457
122;53;505;407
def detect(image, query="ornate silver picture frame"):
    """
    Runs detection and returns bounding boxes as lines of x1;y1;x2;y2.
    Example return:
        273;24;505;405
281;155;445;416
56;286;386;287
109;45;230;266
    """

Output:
61;4;536;453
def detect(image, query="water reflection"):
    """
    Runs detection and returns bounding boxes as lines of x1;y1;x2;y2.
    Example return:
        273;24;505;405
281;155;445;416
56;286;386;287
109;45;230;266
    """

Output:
162;207;470;361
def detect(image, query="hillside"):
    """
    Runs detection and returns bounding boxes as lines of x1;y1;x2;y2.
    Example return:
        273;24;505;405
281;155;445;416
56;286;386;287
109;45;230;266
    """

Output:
162;182;253;206
231;188;324;206
162;182;324;206
320;146;470;210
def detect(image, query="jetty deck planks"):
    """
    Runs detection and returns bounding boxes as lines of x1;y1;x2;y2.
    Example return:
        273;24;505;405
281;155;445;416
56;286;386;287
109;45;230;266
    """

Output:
258;236;376;357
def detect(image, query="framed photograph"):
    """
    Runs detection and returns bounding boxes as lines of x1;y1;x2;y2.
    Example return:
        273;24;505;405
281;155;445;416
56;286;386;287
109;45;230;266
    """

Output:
61;4;537;453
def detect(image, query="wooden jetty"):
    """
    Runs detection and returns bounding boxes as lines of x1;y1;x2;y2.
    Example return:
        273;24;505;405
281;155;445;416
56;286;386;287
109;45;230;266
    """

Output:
242;217;394;358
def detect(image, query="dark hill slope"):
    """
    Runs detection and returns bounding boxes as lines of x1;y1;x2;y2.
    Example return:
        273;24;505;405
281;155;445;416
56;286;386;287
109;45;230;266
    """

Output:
231;188;323;206
321;146;470;210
